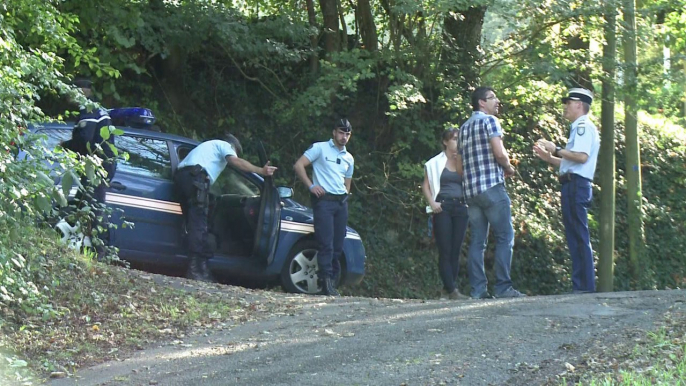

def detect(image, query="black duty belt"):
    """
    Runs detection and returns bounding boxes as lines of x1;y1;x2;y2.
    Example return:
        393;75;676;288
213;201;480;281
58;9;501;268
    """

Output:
178;165;207;177
317;193;349;202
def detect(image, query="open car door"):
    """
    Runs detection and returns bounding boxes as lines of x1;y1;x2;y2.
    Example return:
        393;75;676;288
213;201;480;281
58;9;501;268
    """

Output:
252;141;281;265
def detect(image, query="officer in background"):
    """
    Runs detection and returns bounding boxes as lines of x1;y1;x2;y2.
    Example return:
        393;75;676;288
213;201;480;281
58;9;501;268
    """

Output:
175;134;277;282
293;119;355;296
533;87;600;293
63;78;117;248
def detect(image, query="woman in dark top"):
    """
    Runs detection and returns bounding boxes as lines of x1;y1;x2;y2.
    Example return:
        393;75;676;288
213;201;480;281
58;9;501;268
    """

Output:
422;129;469;299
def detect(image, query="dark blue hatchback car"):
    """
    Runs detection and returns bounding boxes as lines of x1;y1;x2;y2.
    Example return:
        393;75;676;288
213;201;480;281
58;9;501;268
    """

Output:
29;122;366;294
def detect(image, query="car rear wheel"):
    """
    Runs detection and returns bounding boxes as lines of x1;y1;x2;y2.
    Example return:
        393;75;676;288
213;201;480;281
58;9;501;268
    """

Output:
281;240;321;294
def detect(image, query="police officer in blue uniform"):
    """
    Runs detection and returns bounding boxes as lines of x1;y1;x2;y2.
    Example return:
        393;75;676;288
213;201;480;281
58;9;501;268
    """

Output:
175;134;277;282
293;119;355;296
534;88;600;293
63;78;117;247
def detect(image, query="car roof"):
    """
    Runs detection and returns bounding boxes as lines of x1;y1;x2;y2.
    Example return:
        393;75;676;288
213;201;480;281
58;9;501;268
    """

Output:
29;121;200;146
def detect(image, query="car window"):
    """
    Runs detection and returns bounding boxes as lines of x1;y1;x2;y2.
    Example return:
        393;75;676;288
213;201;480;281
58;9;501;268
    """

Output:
117;136;172;180
36;128;71;148
210;166;261;197
177;144;261;197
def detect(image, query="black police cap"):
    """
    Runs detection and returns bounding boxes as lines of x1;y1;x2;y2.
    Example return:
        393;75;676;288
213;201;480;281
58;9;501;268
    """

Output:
335;119;352;133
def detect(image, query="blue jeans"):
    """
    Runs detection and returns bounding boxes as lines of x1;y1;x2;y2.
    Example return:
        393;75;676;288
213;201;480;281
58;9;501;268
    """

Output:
313;199;347;280
466;184;515;297
561;174;596;292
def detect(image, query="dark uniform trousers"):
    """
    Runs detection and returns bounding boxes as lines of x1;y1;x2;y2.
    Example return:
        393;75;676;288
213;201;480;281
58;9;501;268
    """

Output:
560;173;596;292
312;194;347;280
174;166;213;261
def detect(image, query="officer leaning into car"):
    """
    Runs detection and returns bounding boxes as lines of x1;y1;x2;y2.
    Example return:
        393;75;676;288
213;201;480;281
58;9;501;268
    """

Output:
293;119;355;296
174;134;277;282
533;87;600;293
62;77;117;249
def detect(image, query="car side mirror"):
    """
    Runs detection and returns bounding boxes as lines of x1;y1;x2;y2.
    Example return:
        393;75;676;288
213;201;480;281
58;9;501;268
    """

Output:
277;186;293;199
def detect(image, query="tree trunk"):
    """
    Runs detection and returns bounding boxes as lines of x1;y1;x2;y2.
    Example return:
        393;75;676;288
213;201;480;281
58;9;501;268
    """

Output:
598;2;617;292
318;0;340;55
337;0;347;50
566;33;593;89
622;0;645;286
357;0;378;51
442;6;487;91
305;0;319;73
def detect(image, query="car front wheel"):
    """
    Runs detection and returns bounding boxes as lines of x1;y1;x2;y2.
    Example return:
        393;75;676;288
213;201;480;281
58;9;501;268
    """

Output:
281;240;322;294
55;218;91;250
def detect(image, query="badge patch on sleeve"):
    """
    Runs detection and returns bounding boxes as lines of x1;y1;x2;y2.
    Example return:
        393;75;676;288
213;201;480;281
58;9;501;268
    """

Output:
577;122;585;136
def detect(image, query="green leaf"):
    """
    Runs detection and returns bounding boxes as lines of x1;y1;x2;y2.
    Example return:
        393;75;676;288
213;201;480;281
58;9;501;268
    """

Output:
52;188;68;207
37;171;54;187
100;126;111;140
36;195;52;213
85;163;95;182
62;171;74;198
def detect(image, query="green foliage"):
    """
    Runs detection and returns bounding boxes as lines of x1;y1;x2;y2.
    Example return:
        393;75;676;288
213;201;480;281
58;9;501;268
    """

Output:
3;0;686;302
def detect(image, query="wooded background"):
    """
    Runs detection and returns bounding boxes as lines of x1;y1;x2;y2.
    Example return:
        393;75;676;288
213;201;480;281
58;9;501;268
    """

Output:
2;0;686;298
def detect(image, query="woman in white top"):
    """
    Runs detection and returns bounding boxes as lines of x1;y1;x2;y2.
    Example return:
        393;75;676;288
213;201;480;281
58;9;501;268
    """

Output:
422;129;469;300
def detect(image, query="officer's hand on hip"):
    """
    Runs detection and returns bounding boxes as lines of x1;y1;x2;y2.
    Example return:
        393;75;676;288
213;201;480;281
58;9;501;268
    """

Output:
310;185;326;198
262;161;277;176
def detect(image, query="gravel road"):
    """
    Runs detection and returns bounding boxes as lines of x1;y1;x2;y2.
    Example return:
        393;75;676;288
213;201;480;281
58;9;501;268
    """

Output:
51;289;686;386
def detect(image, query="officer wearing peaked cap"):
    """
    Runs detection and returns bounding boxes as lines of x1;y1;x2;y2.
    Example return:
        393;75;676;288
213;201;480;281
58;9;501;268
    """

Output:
533;87;600;293
293;119;355;296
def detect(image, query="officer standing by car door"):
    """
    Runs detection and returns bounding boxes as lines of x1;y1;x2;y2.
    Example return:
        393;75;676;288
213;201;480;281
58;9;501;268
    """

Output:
62;78;117;250
175;134;277;282
293;119;355;296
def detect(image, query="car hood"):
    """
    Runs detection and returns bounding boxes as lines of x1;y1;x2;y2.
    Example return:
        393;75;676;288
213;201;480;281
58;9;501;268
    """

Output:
280;198;360;236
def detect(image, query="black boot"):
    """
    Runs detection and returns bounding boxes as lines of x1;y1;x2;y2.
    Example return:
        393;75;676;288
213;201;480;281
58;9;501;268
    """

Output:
186;256;215;282
199;258;216;282
320;277;340;297
186;256;204;281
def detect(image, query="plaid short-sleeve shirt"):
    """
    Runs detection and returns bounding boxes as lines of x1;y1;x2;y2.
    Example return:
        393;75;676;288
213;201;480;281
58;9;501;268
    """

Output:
458;111;506;199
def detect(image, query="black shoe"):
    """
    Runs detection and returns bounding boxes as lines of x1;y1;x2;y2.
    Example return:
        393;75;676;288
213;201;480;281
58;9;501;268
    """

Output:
320;277;340;297
199;259;216;282
186;256;215;282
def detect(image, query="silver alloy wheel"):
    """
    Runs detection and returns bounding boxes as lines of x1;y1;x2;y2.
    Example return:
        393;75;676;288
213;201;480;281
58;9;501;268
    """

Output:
55;219;91;250
287;248;321;294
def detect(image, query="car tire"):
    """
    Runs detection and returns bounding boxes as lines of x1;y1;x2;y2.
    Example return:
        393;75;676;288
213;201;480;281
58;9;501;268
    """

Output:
281;240;321;294
281;240;344;294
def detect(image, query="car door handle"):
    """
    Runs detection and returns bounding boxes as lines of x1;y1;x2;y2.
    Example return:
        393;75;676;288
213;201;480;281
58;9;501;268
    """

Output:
110;181;127;191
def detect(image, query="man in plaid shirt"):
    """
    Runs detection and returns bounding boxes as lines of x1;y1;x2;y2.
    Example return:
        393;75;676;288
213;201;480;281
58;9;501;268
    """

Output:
458;86;526;299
